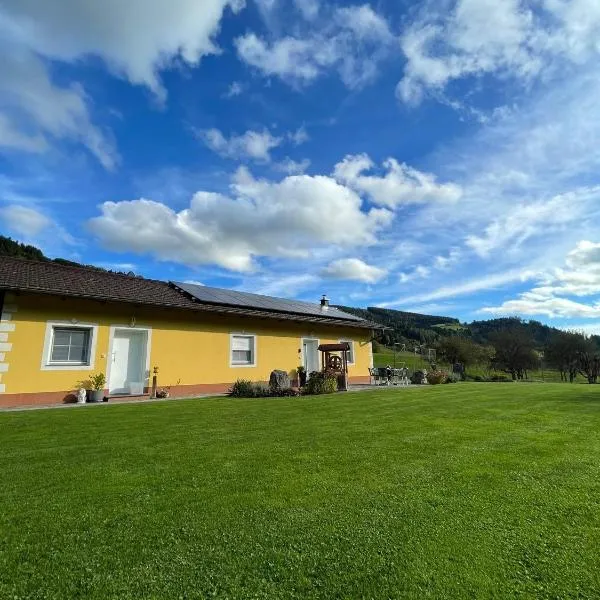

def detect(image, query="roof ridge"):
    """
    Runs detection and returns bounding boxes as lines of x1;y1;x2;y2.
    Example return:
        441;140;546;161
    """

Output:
0;254;166;283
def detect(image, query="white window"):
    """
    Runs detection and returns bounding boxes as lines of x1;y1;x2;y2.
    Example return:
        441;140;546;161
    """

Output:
340;339;355;365
41;322;98;371
230;334;256;367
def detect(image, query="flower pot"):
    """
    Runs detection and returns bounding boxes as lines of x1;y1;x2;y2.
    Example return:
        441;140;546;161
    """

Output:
89;390;104;403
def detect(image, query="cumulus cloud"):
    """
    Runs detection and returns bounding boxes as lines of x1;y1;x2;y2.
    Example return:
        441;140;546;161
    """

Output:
0;0;244;100
333;154;462;208
0;0;243;165
321;258;387;283
236;4;395;88
87;167;392;272
197;128;282;162
397;0;600;105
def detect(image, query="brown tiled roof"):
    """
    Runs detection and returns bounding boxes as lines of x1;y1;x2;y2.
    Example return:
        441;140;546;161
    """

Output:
0;256;381;330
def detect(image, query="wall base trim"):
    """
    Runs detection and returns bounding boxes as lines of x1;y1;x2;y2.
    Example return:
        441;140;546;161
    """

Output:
0;377;372;408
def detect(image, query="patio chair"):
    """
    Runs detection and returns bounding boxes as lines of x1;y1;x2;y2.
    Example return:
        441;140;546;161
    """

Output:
368;367;378;385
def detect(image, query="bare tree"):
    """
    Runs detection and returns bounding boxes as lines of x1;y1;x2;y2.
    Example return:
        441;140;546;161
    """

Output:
489;327;540;380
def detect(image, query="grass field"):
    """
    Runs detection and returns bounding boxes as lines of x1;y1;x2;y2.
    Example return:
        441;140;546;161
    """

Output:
2;385;600;598
373;349;566;383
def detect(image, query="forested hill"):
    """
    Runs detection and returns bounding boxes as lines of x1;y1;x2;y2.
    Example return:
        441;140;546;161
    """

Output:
0;235;139;275
338;306;574;350
337;306;463;346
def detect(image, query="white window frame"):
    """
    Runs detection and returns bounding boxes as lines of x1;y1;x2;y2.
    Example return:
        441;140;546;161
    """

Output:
339;339;355;365
230;333;257;368
41;321;99;371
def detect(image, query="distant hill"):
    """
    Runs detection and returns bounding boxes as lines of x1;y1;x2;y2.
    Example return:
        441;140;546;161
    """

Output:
337;306;585;350
337;306;464;347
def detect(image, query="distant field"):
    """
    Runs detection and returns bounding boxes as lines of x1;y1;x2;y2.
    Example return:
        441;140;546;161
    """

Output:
2;385;600;598
373;349;567;383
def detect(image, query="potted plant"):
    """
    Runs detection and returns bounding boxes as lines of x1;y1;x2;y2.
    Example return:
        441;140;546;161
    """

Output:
297;365;307;387
88;373;106;402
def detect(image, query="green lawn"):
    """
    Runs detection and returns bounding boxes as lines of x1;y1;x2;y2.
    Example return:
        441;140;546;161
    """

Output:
2;385;600;598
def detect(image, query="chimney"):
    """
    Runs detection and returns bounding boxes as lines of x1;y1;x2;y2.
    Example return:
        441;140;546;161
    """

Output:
320;294;330;311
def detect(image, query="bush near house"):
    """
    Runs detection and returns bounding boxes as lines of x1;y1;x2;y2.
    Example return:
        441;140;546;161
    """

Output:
305;370;338;395
427;370;449;385
228;380;299;398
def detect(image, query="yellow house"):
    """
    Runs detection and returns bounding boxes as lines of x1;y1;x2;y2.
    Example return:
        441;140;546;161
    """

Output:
0;256;379;408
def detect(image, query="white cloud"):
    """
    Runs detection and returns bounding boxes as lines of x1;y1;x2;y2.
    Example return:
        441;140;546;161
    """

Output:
334;4;393;41
333;154;462;208
88;167;392;272
465;190;597;258
397;0;600;105
0;0;244;165
224;81;244;98
197;128;282;162
0;204;52;237
273;157;311;174
482;240;600;318
0;113;47;153
294;0;319;20
399;265;431;283
0;47;117;169
381;269;537;308
0;0;245;101
321;258;387;283
236;4;394;88
289;126;309;145
483;296;600;319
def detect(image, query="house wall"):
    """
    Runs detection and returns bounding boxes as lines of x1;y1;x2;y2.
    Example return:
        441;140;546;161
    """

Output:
0;291;373;407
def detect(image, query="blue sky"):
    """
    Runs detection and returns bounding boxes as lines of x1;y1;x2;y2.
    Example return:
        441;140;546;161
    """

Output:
2;0;600;330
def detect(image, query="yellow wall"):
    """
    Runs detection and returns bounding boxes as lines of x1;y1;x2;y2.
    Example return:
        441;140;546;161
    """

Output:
0;291;373;395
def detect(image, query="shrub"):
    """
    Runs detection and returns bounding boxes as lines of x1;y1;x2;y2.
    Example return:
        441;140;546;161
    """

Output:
490;374;512;382
274;388;300;397
428;370;448;385
228;379;255;398
305;370;338;395
228;380;300;398
252;383;272;398
444;373;461;384
410;370;427;385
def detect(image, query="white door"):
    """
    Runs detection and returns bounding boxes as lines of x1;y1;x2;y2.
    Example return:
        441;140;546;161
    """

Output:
109;330;147;395
302;339;320;374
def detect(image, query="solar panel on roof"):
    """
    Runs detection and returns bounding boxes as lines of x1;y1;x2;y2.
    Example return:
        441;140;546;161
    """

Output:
171;282;364;322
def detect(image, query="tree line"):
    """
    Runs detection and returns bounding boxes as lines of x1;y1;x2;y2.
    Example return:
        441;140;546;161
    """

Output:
435;326;600;383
